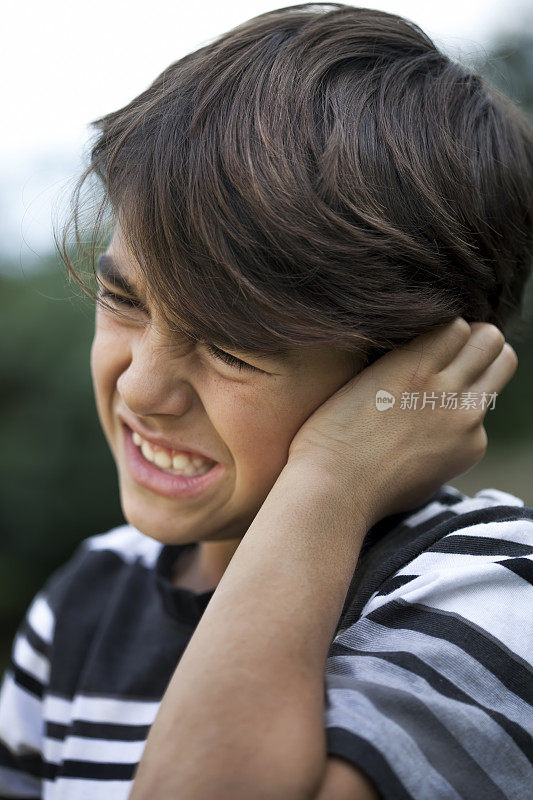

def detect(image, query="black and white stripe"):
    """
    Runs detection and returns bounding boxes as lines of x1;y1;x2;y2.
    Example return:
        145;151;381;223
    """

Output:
0;485;531;799
325;487;533;799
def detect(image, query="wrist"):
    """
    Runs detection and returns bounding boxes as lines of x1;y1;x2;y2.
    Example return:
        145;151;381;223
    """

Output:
282;453;380;534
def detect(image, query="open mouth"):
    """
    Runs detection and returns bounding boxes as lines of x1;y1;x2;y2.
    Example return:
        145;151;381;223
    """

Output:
132;429;216;477
122;422;224;499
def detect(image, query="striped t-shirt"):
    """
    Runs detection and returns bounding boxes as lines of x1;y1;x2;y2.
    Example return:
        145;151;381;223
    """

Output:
1;484;532;799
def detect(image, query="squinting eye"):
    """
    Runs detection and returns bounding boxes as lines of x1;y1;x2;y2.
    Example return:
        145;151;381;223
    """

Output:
204;343;258;373
96;288;146;313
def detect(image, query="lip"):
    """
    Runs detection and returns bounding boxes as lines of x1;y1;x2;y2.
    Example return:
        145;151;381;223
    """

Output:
121;422;226;499
118;415;216;461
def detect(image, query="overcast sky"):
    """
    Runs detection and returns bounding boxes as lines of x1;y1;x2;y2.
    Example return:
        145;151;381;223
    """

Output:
2;0;531;265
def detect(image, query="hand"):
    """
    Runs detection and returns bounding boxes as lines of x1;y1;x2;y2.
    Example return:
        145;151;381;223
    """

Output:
287;318;518;526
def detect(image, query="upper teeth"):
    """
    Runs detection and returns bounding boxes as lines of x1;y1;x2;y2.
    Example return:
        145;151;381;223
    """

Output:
132;431;213;476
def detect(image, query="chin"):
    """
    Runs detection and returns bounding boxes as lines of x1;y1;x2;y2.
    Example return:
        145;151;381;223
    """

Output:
119;490;204;545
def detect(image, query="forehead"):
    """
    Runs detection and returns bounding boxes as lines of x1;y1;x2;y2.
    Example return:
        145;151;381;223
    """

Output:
100;225;147;293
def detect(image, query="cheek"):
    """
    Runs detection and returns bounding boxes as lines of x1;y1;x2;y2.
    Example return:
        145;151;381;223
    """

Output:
89;332;102;385
90;319;127;416
91;315;126;379
90;331;111;394
212;385;305;481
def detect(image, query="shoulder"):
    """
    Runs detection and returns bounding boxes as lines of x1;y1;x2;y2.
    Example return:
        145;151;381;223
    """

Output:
338;484;533;631
341;485;533;661
398;485;533;545
323;486;533;799
22;523;163;645
77;521;163;567
0;522;164;788
358;484;533;664
364;486;533;647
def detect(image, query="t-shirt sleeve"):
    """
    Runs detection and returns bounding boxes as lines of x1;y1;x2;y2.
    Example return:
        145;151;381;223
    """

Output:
323;513;533;800
0;546;87;799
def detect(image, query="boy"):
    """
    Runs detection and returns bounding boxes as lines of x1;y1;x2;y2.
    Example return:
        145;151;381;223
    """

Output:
1;3;532;798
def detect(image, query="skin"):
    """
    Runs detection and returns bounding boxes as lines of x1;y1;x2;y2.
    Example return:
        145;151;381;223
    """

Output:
91;223;361;590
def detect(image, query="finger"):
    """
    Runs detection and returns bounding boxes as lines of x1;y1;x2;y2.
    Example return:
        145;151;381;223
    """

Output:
440;323;506;384
470;342;518;398
395;317;471;374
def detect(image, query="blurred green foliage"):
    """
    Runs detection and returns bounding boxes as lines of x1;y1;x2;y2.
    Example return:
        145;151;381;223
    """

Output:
1;31;533;674
0;260;124;667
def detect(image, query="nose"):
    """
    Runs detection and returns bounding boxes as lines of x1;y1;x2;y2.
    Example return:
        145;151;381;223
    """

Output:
117;323;195;418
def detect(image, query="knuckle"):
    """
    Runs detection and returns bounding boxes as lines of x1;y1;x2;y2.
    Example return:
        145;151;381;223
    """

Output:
481;323;505;349
452;317;471;338
472;426;488;459
503;342;519;367
462;404;485;429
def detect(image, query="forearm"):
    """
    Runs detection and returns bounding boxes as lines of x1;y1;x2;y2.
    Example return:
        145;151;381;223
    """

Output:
130;460;372;800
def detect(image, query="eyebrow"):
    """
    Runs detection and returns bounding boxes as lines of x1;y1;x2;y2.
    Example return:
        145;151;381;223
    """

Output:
95;252;294;363
96;253;140;295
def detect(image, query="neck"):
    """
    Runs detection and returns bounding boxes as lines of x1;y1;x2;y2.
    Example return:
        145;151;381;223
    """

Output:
173;537;242;592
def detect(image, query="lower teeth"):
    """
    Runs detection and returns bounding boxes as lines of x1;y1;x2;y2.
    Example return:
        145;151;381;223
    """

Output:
164;464;212;477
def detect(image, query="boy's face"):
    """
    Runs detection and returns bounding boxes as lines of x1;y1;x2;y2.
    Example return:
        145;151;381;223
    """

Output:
91;224;359;545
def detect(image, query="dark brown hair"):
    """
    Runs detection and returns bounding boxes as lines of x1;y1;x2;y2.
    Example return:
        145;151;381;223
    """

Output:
58;2;533;369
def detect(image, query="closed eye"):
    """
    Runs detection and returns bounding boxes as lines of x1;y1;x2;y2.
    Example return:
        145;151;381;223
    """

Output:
96;287;147;313
204;343;258;373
